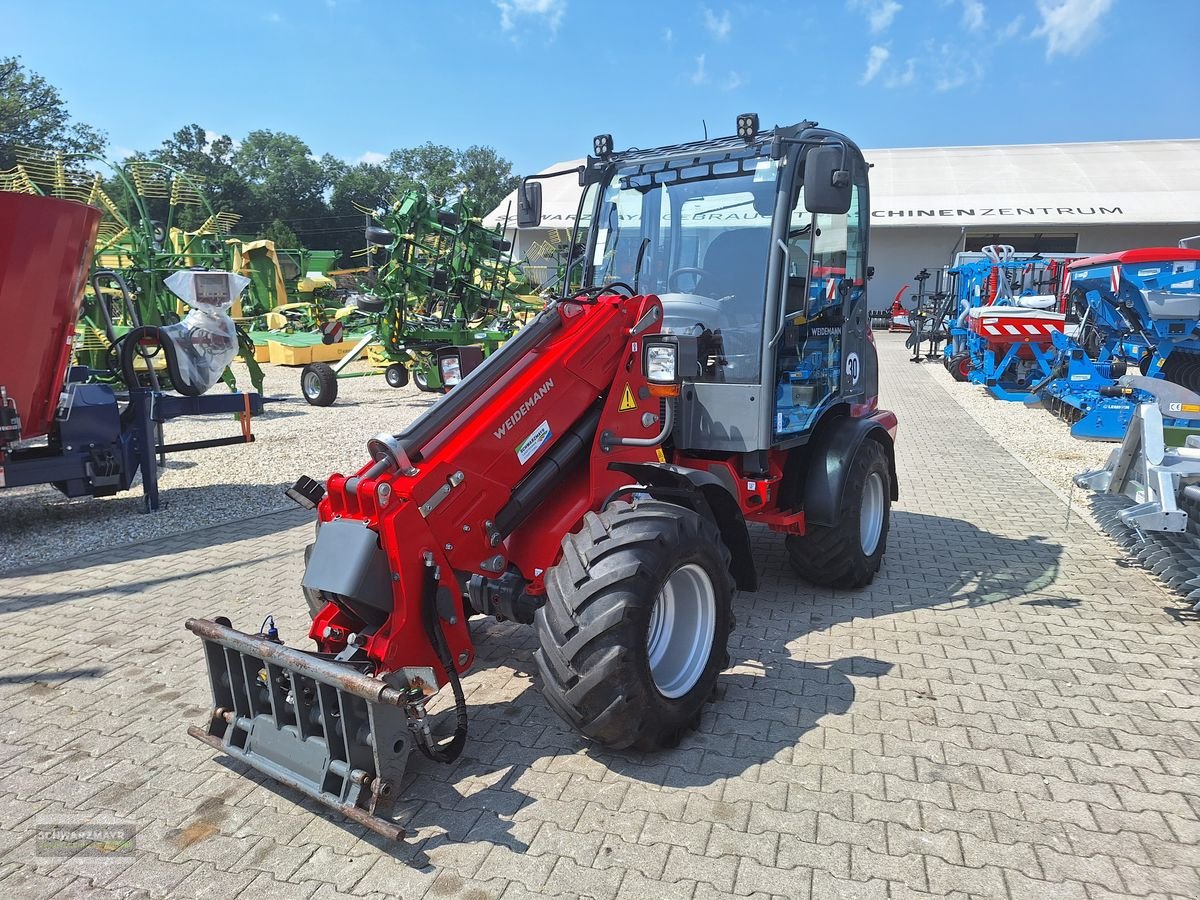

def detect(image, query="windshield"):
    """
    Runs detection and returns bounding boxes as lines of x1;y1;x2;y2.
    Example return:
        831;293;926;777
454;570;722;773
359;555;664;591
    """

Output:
580;151;781;383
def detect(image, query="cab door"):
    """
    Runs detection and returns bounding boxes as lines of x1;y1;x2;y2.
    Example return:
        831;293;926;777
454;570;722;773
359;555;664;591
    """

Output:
773;170;868;437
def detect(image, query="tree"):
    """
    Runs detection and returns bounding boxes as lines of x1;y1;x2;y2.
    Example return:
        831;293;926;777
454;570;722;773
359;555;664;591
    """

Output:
387;142;458;202
457;145;521;216
233;130;333;248
330;163;393;216
262;217;300;249
151;124;252;229
0;56;105;169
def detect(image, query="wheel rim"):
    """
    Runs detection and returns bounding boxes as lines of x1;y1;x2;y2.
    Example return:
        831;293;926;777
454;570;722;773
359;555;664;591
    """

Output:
860;471;885;556
646;563;716;699
302;371;321;399
958;358;971;378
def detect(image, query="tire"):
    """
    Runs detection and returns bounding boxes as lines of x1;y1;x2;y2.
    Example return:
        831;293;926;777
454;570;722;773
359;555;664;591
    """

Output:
413;368;440;393
384;363;409;388
535;500;734;751
300;362;338;406
786;439;891;590
949;353;971;382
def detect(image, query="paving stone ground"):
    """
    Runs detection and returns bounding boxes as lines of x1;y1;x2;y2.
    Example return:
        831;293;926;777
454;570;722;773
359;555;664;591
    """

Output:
0;333;1196;900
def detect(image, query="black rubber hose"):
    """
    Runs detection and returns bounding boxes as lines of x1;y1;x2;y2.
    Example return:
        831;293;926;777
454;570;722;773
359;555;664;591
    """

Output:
119;326;203;397
416;563;468;764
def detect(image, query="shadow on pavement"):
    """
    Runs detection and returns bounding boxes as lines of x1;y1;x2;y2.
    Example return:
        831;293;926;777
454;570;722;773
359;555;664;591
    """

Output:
177;508;1070;866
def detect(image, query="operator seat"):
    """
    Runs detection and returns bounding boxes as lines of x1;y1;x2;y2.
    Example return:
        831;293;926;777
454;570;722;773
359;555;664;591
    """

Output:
695;228;771;303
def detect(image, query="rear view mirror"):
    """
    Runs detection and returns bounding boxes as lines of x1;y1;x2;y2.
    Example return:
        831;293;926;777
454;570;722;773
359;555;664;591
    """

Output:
517;180;543;228
804;145;852;215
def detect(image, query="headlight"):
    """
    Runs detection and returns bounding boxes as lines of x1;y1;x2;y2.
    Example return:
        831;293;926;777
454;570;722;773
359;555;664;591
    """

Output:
439;355;462;387
645;343;678;384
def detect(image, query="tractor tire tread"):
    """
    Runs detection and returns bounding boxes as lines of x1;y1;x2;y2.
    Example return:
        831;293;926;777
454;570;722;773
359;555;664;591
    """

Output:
536;500;733;751
786;439;890;590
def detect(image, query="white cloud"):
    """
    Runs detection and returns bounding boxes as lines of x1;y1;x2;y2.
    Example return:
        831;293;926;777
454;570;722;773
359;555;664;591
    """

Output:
703;7;732;40
664;26;674;44
690;54;708;86
357;151;386;165
999;14;1024;39
495;0;566;33
723;71;745;91
885;57;917;88
931;43;985;91
1033;0;1113;58
859;45;889;84
112;146;136;161
960;0;985;31
263;11;282;24
848;0;902;34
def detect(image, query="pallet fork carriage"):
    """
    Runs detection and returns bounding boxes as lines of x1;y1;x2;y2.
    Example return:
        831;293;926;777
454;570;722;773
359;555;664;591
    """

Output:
188;115;899;836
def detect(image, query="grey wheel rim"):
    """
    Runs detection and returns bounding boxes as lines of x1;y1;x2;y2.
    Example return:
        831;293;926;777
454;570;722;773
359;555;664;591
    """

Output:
860;471;885;556
646;563;717;699
302;371;322;399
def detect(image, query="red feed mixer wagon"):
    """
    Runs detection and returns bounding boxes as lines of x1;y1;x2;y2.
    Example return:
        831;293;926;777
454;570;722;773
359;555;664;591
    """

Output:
0;193;100;455
0;191;264;508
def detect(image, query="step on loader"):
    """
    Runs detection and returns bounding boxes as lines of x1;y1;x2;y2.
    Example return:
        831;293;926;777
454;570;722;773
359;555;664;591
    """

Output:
186;116;899;838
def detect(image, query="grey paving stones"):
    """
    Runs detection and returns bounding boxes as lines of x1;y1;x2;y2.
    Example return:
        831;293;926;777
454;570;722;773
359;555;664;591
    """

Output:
0;334;1195;899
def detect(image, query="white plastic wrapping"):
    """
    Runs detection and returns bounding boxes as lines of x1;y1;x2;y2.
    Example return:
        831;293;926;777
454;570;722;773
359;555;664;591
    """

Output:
161;271;250;394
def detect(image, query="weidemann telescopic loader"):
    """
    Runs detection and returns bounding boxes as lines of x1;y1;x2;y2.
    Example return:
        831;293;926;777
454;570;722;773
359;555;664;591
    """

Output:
186;116;899;838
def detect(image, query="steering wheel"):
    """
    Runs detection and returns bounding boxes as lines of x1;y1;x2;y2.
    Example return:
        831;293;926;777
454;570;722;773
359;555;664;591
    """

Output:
668;267;710;293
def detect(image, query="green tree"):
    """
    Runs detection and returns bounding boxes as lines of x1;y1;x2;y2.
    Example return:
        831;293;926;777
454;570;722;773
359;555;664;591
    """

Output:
387;142;458;201
150;124;252;229
457;145;521;216
0;56;105;169
262;217;300;249
233;130;334;249
330;162;394;217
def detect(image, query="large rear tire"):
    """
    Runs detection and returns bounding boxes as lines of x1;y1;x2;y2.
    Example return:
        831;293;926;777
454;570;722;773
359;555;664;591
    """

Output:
786;439;891;589
536;500;734;751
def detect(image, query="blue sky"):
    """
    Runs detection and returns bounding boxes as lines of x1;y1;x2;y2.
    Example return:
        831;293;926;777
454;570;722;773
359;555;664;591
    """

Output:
5;0;1196;175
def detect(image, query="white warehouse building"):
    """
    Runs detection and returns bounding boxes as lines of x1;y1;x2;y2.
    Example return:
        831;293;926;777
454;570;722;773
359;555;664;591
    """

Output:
485;138;1200;310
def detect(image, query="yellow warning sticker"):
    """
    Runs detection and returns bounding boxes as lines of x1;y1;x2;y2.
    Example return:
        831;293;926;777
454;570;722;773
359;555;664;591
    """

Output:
655;448;666;462
619;383;637;412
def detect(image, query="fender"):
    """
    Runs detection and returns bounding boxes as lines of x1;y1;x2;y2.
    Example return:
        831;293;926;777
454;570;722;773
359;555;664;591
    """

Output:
608;461;758;592
794;413;898;528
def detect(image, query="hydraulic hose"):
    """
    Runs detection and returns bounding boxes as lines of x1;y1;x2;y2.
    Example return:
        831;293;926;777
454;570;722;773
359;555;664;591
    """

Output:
416;561;468;764
119;326;203;397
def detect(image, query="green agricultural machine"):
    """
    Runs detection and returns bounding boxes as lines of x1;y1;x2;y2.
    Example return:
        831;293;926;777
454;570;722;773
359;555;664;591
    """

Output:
298;188;537;405
0;148;264;393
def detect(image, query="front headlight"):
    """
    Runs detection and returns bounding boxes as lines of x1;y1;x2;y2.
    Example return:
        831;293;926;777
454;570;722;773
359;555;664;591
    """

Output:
645;343;678;384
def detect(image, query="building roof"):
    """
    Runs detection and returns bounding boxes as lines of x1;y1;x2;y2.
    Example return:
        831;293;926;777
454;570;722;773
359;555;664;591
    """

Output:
484;139;1200;231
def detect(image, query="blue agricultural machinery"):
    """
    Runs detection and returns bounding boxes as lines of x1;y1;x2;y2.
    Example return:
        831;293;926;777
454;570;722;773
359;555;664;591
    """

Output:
1038;247;1200;440
941;245;1072;400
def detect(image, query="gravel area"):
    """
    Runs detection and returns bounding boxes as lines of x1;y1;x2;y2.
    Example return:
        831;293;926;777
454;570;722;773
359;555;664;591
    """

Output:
0;360;431;571
917;336;1114;501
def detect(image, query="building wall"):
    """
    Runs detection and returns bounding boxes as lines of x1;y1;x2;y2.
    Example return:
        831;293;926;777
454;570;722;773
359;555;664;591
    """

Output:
867;223;1200;311
511;222;1200;309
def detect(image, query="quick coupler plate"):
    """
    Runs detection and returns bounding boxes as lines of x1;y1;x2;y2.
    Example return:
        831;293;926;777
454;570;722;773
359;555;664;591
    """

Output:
185;617;412;840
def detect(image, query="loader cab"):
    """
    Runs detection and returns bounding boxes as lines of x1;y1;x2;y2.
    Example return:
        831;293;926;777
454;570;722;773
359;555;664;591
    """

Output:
567;121;874;453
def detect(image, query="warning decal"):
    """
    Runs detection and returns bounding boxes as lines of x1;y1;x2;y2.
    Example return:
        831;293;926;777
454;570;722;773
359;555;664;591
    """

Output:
619;384;637;412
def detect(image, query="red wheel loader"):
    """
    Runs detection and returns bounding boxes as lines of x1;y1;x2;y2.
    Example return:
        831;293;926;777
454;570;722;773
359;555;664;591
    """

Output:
187;116;898;838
